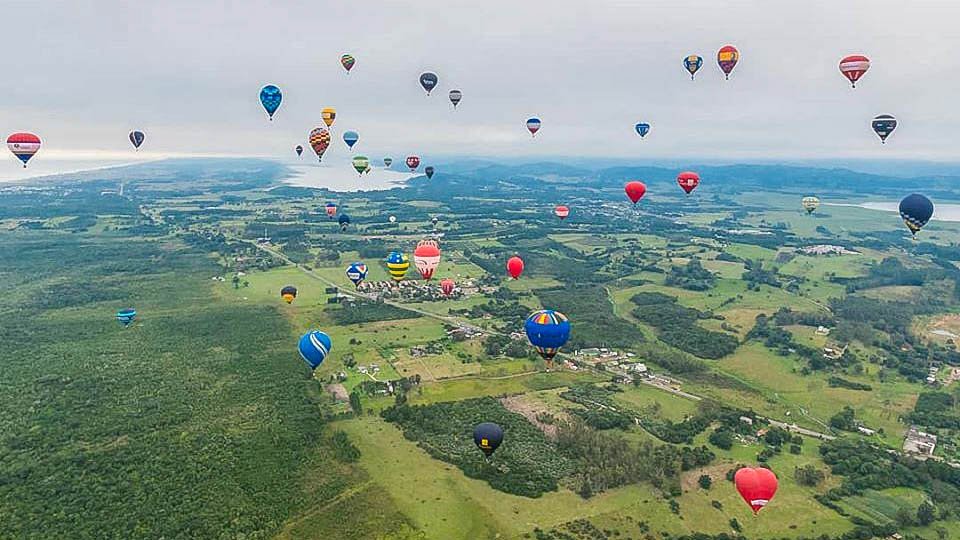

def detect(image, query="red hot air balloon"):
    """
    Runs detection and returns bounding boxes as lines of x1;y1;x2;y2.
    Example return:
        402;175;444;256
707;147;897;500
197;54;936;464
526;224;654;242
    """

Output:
406;155;420;171
7;132;41;167
677;171;700;194
413;239;441;280
554;205;570;220
717;45;740;79
507;256;524;279
734;467;778;514
624;181;647;204
839;55;870;88
440;278;455;296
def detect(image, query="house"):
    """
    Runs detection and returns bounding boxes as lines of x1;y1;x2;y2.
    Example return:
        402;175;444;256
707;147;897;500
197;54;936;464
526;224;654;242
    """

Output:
626;363;648;374
739;416;754;426
857;426;876;436
815;326;831;336
576;348;601;356
903;426;937;456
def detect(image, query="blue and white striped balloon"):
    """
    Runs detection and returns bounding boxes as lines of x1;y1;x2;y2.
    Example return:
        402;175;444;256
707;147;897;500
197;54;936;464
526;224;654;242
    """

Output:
298;330;332;370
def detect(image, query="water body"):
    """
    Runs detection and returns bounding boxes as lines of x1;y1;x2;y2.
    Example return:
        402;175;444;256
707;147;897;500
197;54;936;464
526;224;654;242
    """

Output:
281;162;414;192
825;202;960;222
0;157;156;183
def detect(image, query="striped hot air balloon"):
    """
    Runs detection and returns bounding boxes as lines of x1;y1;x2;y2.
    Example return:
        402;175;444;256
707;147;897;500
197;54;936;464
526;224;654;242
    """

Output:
341;54;356;73
526;118;541;136
525;310;571;363
7;133;41;167
801;196;820;215
839;55;870;88
116;307;137;327
386;251;410;282
298;330;332;370
717;45;739;79
554;205;570;220
309;128;331;162
413;239;441;280
872;114;897;143
449;89;462;108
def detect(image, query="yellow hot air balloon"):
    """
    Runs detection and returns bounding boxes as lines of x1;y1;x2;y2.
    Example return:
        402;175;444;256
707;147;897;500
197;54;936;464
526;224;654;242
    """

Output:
322;107;337;128
801;196;820;215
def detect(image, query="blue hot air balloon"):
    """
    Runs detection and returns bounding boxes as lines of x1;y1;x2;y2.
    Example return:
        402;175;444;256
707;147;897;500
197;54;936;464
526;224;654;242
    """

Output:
346;262;368;287
338;213;351;231
420;72;439;94
259;85;282;121
683;55;703;80
129;130;145;150
524;309;571;362
899;194;934;237
298;330;332;370
343;130;359;149
635;123;651;138
473;422;504;457
116;308;137;327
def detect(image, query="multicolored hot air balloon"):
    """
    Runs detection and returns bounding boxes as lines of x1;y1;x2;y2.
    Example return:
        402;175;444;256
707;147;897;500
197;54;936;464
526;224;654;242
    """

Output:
677;171;700;195
280;285;298;304
413;239;441;280
341;54;355;73
717;45;739;80
259;85;282;120
343;130;359;149
309;128;331;162
129;131;145;150
425;166;435;179
735;467;778;514
338;213;351;231
346;262;368;288
899;193;934;237
507;256;524;279
526;118;541;137
321;107;337;128
635;123;650;138
872;115;897;144
625;181;647;204
295;145;303;157
839;55;870;88
474;422;504;457
384;157;393;167
420;72;438;94
684;55;703;80
298;330;332;370
386;251;410;282
116;307;137;327
325;202;337;219
449;89;462;108
7;133;40;167
525;309;571;362
406;155;420;171
352;156;370;176
555;205;570;220
440;278;455;296
802;196;820;215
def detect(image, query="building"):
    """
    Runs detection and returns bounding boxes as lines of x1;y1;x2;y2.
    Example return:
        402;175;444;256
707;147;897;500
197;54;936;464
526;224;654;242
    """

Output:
739;416;754;426
815;326;831;336
857;426;876;436
903;426;937;456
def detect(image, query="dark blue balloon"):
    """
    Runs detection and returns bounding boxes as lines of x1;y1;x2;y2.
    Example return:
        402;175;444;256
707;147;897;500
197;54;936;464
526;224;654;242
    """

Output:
116;308;137;327
129;131;145;149
473;422;504;457
420;72;438;94
524;309;571;361
298;330;332;370
338;213;351;231
259;85;282;120
635;123;651;138
899;193;934;236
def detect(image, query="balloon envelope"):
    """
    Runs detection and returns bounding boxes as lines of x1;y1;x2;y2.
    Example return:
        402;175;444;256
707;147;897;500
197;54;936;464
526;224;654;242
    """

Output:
129;130;145;149
526;118;541;136
259;85;282;120
677;171;700;194
338;213;351;231
899;193;934;236
449;89;462;107
309;128;331;161
625;181;647;204
341;54;355;72
425;166;435;179
507;256;524;279
384;157;393;167
352;156;370;175
116;308;137;327
473;422;504;457
295;145;303;156
440;278;455;296
414;239;441;280
281;285;297;304
872;114;897;143
525;310;571;361
840;55;870;88
717;45;739;79
802;196;820;214
420;72;438;94
321;107;337;128
555;205;570;220
325;202;337;218
343;130;360;149
346;262;368;287
684;55;703;79
7;132;41;167
298;330;332;370
734;467;778;514
386;251;410;282
635;123;650;138
406;155;420;171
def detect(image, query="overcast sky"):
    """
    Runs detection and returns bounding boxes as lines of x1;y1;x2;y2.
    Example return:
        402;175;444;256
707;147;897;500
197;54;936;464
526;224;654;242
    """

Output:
1;0;959;175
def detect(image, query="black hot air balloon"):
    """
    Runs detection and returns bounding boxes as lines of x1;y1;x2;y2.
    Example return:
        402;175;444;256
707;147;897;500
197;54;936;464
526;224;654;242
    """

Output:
295;145;303;157
473;422;503;457
420;72;438;95
872;115;897;144
899;194;934;237
338;213;351;231
425;166;435;179
129;130;145;150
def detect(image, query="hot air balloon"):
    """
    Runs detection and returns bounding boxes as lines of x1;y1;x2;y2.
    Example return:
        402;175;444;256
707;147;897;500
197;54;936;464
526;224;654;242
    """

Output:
295;145;303;157
384;157;393;167
526;118;542;137
298;330;332;370
425;166;435;179
555;205;570;220
420;72;438;94
507;256;524;279
280;285;298;304
406;155;420;171
352;156;370;176
321;107;337;128
309;127;331;162
386;251;410;282
431;216;439;227
677;171;700;195
7;133;40;168
389;215;397;223
440;278;455;296
635;123;651;138
473;422;504;457
341;54;356;73
525;309;571;362
343;131;359;149
839;55;870;88
129;131;145;150
413;239;441;280
325;202;337;219
899;194;934;237
734;467;778;514
684;55;703;80
338;213;351;231
116;308;137;327
346;262;368;288
259;85;282;120
872;115;897;144
449;89;462;108
802;196;820;215
363;162;371;175
717;45;739;80
625;181;647;204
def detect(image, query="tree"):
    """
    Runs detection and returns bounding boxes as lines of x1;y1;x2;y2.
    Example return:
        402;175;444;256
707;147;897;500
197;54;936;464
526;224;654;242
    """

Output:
794;464;825;487
895;506;915;527
917;501;936;526
709;428;734;450
698;475;712;490
829;406;857;431
729;518;742;533
349;391;363;414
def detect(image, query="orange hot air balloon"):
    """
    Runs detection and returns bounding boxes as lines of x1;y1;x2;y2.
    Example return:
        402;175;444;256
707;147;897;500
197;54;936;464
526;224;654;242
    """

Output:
321;107;337;128
677;171;700;194
440;278;455;296
734;467;778;514
506;256;524;279
554;205;570;220
624;181;647;204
